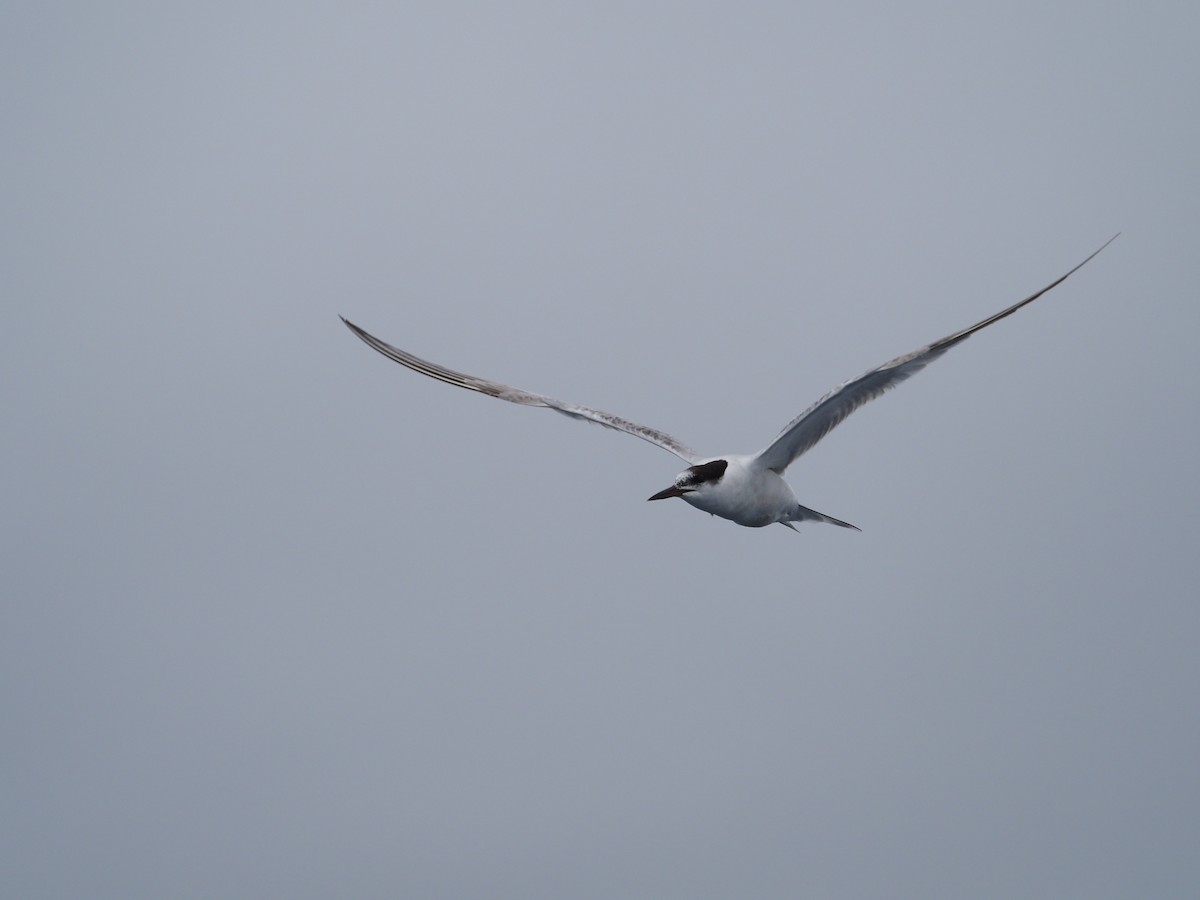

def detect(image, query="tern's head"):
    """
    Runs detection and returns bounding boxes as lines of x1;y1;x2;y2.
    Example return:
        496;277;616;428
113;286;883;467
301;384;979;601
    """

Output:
647;459;729;501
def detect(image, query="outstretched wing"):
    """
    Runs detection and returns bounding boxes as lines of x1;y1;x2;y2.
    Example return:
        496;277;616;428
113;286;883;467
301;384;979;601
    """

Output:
341;317;700;463
753;235;1118;474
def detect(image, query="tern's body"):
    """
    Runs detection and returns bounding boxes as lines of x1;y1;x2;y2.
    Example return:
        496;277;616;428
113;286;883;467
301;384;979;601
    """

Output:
654;455;857;530
342;236;1115;532
685;456;792;527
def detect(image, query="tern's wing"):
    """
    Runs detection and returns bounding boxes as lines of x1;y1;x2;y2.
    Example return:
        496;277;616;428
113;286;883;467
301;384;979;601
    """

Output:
341;317;700;463
753;235;1118;475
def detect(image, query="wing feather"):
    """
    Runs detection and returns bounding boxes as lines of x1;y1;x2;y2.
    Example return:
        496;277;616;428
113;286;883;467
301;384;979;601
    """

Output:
341;317;700;463
754;235;1118;474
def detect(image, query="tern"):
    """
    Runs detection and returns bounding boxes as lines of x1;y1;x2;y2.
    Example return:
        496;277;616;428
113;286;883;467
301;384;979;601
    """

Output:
342;236;1115;531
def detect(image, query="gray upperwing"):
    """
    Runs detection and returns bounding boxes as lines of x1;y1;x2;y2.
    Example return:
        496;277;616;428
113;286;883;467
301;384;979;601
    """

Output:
753;235;1118;474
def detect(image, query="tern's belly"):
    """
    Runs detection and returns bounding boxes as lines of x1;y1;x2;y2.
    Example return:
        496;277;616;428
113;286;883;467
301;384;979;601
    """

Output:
682;477;793;528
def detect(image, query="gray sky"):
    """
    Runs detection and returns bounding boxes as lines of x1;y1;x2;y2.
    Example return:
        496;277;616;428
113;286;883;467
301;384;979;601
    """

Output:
4;3;1198;897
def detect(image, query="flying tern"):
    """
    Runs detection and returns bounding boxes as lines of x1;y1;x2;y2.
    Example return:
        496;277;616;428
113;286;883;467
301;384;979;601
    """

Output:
342;236;1116;531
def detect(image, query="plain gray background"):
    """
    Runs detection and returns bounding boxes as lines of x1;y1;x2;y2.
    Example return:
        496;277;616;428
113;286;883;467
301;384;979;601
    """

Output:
4;3;1198;897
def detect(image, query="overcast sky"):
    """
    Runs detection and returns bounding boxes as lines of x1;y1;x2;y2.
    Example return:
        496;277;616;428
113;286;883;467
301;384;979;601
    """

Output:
4;3;1199;897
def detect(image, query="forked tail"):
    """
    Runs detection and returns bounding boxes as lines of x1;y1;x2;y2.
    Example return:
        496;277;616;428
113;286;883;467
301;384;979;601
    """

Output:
787;503;861;531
